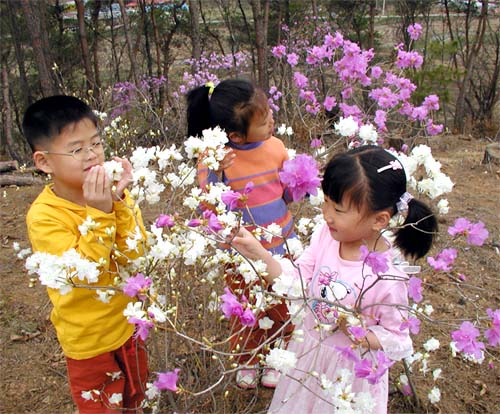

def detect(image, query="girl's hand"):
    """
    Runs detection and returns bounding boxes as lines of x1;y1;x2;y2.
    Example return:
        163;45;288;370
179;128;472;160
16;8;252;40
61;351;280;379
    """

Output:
112;157;133;200
231;227;268;261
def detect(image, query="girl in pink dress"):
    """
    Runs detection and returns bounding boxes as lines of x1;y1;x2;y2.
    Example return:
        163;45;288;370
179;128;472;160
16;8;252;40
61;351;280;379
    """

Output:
232;145;437;413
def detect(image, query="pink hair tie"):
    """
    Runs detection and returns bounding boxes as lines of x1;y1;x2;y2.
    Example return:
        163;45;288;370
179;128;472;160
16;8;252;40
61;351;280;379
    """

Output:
377;160;403;173
396;192;413;214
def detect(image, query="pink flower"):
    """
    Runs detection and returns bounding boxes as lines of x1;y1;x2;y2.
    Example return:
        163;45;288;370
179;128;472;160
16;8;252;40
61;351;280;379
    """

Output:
271;45;287;58
221;190;241;210
411;105;428;121
187;218;202;227
359;245;390;274
310;138;323;148
293;72;309;88
279;154;321;202
123;273;152;299
287;53;299;66
423;94;440;111
156;214;175;228
341;87;353;100
407;23;423;41
400;316;421;334
220;287;243;319
203;210;223;233
371;66;383;79
448;218;489;246
426;119;444;136
408;276;423;303
323;96;337;111
374;110;387;131
335;346;360;362
355;351;395;385
485;308;500;346
369;87;400;109
451;321;485;360
154;368;180;392
349;326;367;341
129;317;154;341
396;50;423;69
240;308;256;327
467;221;489;246
427;248;457;271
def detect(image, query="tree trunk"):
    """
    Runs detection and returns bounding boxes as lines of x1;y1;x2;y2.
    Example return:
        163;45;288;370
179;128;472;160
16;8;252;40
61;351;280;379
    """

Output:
249;0;270;90
19;0;56;96
0;161;19;172
0;174;44;187
117;0;139;84
75;0;95;94
188;0;202;64
6;0;31;107
453;4;488;132
1;58;12;160
139;0;154;79
91;0;102;100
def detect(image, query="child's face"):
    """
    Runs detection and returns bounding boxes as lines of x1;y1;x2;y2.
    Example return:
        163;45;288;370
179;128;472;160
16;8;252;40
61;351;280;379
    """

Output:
322;195;380;246
245;108;274;143
34;118;104;199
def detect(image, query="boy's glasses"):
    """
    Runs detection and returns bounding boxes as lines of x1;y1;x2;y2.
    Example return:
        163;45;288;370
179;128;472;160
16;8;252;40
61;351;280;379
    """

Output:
42;140;104;161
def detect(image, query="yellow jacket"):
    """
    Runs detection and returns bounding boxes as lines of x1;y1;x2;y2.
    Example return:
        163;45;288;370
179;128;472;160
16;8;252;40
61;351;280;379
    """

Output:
27;185;146;360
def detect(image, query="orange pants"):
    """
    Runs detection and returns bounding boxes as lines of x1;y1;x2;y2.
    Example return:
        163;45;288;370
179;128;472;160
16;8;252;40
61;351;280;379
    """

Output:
66;336;148;414
226;268;294;365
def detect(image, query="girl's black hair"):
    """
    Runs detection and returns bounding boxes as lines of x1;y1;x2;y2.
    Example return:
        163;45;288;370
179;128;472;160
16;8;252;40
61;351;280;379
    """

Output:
322;145;437;259
22;95;97;152
186;79;268;138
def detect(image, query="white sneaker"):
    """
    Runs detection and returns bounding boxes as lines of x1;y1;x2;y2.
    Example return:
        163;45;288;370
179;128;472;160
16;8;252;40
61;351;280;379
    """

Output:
261;368;281;388
236;365;259;389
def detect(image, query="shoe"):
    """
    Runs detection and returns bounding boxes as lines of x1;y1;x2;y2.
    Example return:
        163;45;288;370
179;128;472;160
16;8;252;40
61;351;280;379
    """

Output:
236;366;259;389
261;368;281;388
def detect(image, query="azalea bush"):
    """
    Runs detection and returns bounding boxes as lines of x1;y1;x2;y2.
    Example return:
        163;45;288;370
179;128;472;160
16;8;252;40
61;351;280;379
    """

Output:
17;23;499;414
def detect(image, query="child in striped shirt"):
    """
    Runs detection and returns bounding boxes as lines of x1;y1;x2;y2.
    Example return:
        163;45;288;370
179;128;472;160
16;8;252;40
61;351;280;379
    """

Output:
187;79;295;389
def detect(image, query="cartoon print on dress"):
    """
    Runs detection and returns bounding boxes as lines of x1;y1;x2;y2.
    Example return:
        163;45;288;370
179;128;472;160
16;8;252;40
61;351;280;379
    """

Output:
311;266;356;324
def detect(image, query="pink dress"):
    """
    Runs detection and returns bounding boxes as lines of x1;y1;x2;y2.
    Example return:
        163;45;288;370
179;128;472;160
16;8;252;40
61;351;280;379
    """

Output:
269;224;413;414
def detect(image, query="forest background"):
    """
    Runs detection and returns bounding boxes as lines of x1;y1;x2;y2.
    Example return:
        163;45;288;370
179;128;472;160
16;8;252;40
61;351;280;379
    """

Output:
0;1;499;414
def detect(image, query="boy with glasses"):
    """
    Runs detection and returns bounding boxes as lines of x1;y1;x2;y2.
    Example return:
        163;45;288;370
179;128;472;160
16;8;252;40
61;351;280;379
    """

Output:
23;95;148;414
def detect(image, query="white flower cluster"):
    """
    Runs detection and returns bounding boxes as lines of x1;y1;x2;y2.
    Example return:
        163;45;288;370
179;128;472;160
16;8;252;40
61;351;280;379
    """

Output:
277;124;294;136
334;116;359;137
78;215;100;236
185;126;228;170
394;145;454;201
265;348;297;374
320;369;375;414
358;123;378;144
25;249;100;294
103;160;124;182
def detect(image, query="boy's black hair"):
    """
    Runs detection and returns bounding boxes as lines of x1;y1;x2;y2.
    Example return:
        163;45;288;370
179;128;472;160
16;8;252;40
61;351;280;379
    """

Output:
186;79;268;138
322;145;437;259
22;95;98;151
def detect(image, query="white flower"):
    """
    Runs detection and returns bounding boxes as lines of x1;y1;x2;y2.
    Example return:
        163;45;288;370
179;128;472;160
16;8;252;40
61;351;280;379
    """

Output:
16;247;32;259
147;304;167;323
272;272;303;298
399;374;409;385
286;238;304;258
308;189;324;206
78;215;100;236
358;123;378;143
411;144;432;165
81;390;97;401
287;148;297;159
334;116;359;137
238;259;267;284
428;386;441;404
263;223;282;243
103;160;124;182
265;348;297;374
108;393;123;405
353;392;376;414
277;124;287;135
437;199;449;215
145;382;160;399
130;146;157;169
12;242;20;251
423;337;440;352
432;368;442;381
423;304;434;316
96;289;114;303
123;302;146;320
258;316;275;330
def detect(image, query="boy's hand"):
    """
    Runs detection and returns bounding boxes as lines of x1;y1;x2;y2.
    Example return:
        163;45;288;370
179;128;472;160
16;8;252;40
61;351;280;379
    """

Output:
83;165;113;213
111;157;133;200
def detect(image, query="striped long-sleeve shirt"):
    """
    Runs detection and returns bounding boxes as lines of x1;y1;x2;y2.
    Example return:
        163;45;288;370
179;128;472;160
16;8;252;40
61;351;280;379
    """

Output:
198;137;295;254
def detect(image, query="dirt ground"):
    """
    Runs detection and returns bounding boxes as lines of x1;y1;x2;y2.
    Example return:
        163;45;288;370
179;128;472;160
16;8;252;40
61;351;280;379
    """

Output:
0;134;499;414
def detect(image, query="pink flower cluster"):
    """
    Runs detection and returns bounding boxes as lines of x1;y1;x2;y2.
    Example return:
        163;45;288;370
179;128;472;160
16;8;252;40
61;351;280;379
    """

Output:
448;217;489;246
279;154;321;202
219;287;256;327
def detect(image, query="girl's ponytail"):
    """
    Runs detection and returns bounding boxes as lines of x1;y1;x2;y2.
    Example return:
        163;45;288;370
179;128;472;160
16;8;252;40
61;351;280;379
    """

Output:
394;197;438;259
187;85;211;137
